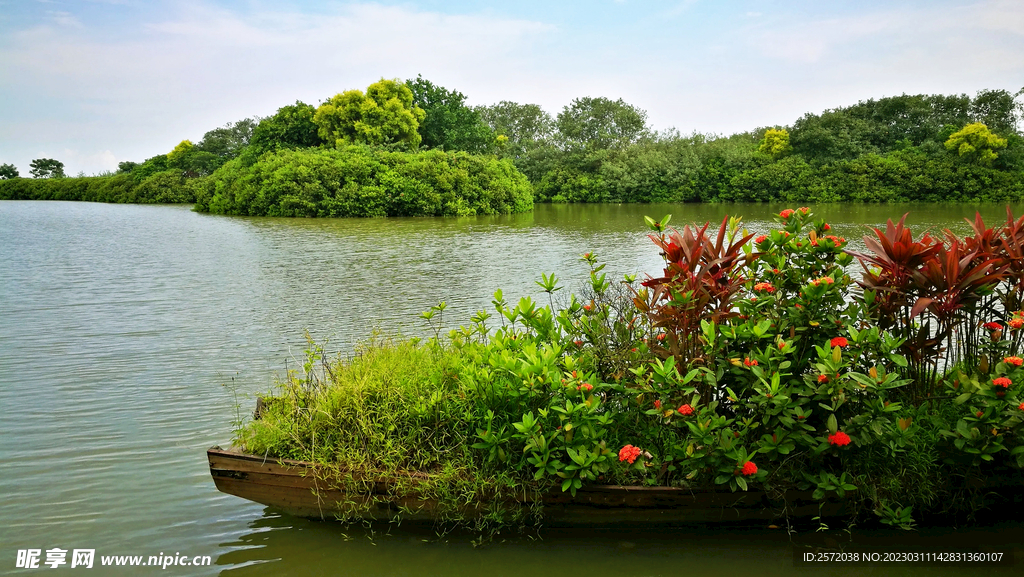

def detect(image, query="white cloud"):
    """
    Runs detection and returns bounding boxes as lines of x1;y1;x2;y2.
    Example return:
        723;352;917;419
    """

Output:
0;1;557;174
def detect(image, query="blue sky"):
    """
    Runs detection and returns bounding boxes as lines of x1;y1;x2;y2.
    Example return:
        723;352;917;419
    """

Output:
1;0;1022;175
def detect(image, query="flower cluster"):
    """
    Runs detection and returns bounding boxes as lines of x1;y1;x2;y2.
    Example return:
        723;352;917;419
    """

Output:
828;431;852;446
1004;356;1023;367
619;444;641;464
983;322;1003;331
830;337;848;348
740;461;758;476
744;358;758;367
993;377;1012;388
753;282;775;293
809;277;835;286
755;234;768;244
780;209;795;219
678;404;694;416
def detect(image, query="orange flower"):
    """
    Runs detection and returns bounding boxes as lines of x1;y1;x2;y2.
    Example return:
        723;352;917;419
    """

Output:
755;234;768;244
818;374;829;383
830;337;848;348
1004;356;1023;367
1010;318;1024;329
744;358;758;367
618;445;641;464
993;377;1012;388
678;404;694;416
740;461;758;476
779;209;795;218
753;282;775;293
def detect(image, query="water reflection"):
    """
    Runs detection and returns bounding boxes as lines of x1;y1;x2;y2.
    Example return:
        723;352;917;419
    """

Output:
217;509;1021;577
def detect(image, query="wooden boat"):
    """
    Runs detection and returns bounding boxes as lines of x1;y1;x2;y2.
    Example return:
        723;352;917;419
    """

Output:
208;446;846;526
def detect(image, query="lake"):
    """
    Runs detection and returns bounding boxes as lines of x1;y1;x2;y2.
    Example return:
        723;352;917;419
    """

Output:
1;200;1021;576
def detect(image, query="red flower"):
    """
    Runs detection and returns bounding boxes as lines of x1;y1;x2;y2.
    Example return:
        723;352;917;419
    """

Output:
993;377;1012;388
678;404;694;416
1019;402;1024;410
821;277;834;285
1010;318;1024;329
779;209;795;219
574;340;584;347
828;431;851;446
753;282;775;293
744;358;758;367
818;374;829;383
799;207;810;214
579;382;593;392
772;268;780;274
976;411;984;418
830;337;848;348
755;235;768;244
656;333;666;341
740;461;758;476
823;223;831;231
583;304;592;312
1004;356;1023;367
618;444;641;464
983;322;1003;331
654;400;661;409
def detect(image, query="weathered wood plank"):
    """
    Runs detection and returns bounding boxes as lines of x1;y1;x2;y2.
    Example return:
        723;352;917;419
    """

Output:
207;446;846;524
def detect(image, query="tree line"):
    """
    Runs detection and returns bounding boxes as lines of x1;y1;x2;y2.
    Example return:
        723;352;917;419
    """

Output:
3;80;1023;209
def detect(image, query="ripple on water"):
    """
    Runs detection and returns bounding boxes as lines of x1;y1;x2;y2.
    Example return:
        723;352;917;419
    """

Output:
2;201;1023;576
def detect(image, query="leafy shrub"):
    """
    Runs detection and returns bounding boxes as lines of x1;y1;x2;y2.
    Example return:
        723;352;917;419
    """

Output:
195;146;533;217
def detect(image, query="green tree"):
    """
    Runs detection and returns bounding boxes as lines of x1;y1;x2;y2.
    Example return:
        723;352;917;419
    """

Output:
945;122;1008;166
167;139;220;177
247;101;323;159
758;128;792;158
29;158;65;179
970;89;1020;136
0;163;18;179
196;118;259;159
555;97;648;151
477;101;555;158
167;140;195;166
405;75;494;153
314;79;426;149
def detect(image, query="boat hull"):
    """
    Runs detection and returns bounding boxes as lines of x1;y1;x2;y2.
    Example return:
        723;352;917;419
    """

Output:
208;447;844;526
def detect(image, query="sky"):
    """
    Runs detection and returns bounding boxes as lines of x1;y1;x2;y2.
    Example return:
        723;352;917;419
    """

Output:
1;0;1022;176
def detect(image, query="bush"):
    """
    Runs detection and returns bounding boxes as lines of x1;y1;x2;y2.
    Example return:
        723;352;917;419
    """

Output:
195;146;533;217
0;172;195;204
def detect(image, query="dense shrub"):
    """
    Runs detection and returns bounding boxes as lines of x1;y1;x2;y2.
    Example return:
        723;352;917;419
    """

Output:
0;171;196;204
194;146;533;217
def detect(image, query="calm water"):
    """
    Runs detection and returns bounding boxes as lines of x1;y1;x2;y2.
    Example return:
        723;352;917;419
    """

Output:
1;201;1021;576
